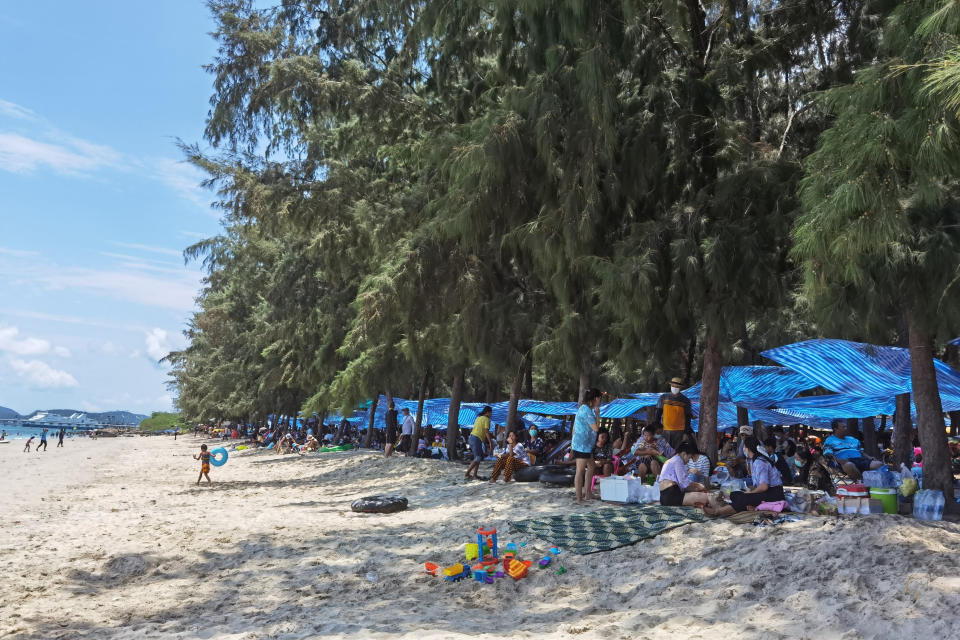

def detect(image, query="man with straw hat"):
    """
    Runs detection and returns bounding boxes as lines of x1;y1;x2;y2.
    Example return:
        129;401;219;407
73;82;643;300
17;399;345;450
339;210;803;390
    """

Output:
655;376;693;451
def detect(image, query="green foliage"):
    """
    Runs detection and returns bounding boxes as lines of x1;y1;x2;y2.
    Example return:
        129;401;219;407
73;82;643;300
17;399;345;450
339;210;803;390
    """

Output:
167;0;960;428
139;412;184;432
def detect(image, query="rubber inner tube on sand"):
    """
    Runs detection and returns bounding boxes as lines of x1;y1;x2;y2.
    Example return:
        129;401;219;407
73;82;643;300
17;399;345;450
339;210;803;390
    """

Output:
351;495;409;514
539;471;576;486
513;464;574;483
209;447;228;467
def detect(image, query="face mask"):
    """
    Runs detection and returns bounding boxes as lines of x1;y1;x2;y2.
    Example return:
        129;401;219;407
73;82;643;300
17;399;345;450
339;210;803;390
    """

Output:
671;387;680;395
795;459;803;468
529;429;537;437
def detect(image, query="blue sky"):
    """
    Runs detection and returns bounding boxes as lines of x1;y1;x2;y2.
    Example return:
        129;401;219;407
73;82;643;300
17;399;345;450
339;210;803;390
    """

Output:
0;1;222;415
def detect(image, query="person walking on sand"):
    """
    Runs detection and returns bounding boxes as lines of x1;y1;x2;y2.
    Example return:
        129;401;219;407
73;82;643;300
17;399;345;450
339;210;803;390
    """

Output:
193;444;212;484
24;436;35;452
465;406;494;480
57;428;65;448
384;401;399;458
173;426;179;441
572;389;602;504
36;428;49;452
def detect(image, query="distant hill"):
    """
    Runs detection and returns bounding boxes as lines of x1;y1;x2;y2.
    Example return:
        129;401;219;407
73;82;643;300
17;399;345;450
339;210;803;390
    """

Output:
23;409;149;424
0;406;21;419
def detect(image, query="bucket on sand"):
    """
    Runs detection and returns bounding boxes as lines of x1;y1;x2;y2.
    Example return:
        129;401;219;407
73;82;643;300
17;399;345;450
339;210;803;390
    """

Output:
870;487;898;514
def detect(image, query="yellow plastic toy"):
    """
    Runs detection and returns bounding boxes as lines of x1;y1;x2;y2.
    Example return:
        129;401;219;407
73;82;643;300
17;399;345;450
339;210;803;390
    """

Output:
465;543;479;561
443;563;465;577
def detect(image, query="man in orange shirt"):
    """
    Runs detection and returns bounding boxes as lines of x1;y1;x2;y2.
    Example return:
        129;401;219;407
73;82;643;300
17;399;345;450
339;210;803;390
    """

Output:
655;376;693;451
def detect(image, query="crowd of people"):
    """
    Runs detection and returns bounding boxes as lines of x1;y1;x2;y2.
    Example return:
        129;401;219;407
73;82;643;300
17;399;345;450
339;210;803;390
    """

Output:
188;378;960;512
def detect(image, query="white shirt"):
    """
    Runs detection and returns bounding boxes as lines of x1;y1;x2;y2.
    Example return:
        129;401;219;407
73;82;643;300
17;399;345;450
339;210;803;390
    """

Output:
401;415;415;435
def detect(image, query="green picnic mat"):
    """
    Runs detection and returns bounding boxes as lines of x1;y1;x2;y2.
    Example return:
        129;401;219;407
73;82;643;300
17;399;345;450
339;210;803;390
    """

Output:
508;504;706;555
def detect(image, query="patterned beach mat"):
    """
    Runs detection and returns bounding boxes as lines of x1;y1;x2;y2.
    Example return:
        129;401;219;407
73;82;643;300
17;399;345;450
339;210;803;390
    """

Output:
509;504;706;555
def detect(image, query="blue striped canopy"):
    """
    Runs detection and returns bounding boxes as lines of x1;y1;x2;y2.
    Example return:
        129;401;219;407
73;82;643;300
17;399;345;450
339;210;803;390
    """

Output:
761;338;960;397
673;366;814;407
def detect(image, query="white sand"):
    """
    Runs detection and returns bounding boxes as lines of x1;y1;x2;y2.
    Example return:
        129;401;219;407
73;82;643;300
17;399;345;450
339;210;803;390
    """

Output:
1;436;959;640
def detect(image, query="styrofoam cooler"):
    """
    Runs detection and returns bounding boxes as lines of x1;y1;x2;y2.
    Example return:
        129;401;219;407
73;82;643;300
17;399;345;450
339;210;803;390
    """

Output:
600;476;629;502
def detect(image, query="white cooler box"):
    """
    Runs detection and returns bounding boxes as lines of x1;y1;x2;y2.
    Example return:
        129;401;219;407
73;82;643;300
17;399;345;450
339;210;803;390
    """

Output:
600;476;650;503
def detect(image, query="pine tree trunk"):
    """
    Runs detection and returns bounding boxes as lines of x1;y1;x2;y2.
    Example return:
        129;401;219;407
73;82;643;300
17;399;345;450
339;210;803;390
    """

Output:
408;368;430;458
578;351;591;405
697;335;721;466
506;354;527;434
524;353;533;399
683;335;697;385
907;312;955;503
862;416;877;458
446;370;464;460
737;406;749;428
893;393;914;469
363;394;378;448
949;411;960;437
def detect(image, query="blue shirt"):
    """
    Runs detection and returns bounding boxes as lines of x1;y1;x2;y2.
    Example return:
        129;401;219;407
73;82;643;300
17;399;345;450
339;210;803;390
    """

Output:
823;435;862;460
572;404;598;453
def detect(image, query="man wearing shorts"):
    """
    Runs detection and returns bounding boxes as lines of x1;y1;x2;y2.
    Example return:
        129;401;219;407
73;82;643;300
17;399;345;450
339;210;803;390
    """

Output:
464;406;493;480
823;421;882;480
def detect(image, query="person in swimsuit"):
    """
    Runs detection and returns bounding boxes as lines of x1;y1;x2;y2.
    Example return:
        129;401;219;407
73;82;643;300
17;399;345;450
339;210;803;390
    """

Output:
193;444;212;485
24;436;35;452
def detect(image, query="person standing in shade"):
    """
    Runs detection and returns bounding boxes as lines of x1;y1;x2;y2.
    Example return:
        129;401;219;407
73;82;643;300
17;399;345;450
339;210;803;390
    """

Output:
572;388;602;504
464;406;493;480
57;428;65;448
655;377;692;451
36;428;49;452
399;407;415;454
383;401;399;457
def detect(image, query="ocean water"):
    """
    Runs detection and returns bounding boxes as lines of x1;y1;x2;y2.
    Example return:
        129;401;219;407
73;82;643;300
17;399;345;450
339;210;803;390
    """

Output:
0;424;87;441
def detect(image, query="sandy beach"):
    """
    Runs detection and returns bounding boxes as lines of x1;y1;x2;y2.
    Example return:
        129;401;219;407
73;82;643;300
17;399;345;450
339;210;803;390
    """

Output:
2;436;959;640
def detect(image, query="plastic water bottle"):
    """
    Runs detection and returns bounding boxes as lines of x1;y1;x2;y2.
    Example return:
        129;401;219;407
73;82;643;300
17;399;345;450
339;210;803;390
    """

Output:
930;490;945;521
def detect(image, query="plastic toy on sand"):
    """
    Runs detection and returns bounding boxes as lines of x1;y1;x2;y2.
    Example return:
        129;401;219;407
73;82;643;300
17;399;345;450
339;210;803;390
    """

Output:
465;543;479;561
478;527;498;560
209;447;229;466
424;562;439;576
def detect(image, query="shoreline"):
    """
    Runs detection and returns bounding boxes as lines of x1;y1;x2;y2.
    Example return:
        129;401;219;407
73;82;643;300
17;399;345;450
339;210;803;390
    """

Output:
2;436;958;639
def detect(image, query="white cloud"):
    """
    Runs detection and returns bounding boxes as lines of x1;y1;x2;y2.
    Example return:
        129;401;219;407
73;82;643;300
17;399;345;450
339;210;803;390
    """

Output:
112;242;184;258
145;328;172;361
53;346;72;357
99;341;117;355
0;252;201;312
0;325;51;355
8;358;79;388
0;132;123;176
79;400;103;413
0;98;38;121
0;98;213;210
153;158;212;211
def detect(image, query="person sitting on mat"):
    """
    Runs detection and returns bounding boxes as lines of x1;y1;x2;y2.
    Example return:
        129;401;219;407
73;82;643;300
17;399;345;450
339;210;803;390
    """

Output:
705;437;785;516
657;442;715;507
490;430;530;483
